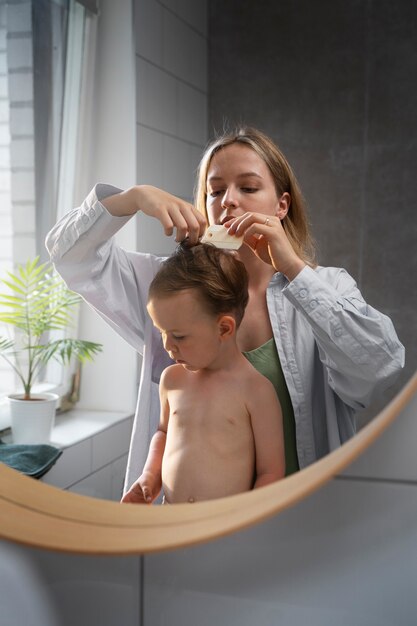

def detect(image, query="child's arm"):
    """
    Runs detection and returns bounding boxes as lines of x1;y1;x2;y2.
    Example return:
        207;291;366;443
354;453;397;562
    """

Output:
121;430;166;503
121;373;170;504
248;376;286;488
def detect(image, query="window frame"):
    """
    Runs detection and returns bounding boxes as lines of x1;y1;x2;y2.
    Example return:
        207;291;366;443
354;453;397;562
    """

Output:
0;0;96;414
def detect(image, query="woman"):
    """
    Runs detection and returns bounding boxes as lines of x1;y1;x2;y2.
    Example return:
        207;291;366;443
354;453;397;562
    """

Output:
46;127;404;489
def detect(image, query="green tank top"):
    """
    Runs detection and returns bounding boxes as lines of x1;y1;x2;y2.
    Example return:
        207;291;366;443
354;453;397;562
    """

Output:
243;338;299;476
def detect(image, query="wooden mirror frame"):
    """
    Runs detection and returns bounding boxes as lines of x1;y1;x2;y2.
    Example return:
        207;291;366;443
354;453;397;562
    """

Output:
1;372;416;555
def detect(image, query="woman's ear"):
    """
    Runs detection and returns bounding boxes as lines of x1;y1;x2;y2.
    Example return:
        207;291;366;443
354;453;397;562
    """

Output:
275;192;291;220
218;315;236;339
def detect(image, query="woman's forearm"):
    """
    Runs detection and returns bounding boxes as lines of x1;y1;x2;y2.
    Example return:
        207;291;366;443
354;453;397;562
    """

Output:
101;186;143;217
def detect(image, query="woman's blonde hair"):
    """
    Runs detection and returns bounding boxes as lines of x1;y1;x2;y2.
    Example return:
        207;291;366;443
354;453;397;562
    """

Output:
194;127;317;267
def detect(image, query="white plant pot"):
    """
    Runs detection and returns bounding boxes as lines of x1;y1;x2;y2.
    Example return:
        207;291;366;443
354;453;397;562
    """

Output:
8;393;59;444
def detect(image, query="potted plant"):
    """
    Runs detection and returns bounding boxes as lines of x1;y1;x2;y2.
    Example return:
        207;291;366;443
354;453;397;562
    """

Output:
0;257;102;443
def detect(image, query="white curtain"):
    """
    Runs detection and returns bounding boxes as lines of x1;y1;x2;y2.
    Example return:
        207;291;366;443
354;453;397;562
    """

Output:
46;0;98;399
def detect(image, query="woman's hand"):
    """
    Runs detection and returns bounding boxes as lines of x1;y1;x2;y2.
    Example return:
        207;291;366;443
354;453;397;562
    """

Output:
226;212;306;281
102;185;206;245
137;186;207;244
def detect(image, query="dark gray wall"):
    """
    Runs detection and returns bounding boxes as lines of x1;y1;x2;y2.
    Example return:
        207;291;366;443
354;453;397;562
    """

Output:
209;0;417;395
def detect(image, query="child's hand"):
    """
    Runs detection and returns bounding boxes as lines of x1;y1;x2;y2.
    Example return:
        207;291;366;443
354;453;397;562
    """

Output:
121;471;160;504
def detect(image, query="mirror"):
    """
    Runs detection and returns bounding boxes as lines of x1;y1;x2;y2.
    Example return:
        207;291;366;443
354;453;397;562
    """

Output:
0;0;415;551
0;372;416;553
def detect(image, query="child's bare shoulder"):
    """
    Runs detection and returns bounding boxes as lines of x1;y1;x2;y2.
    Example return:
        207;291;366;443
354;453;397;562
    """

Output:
242;361;277;397
160;364;185;388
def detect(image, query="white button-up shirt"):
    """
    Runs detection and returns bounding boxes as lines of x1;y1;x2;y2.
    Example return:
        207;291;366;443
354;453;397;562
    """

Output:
46;184;405;490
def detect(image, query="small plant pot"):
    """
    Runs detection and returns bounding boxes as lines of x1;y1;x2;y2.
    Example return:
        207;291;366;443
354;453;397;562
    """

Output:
8;393;59;444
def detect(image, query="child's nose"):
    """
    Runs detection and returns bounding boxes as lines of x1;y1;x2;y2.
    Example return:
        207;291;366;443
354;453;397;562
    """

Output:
163;335;176;353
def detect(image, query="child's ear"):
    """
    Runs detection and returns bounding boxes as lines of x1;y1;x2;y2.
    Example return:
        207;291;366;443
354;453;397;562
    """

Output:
218;315;236;339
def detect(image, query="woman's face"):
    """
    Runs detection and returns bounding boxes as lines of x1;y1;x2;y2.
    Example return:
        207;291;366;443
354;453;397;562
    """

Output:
205;143;282;226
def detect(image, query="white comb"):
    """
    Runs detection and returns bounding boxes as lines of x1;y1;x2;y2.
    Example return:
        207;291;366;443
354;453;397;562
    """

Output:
200;225;244;250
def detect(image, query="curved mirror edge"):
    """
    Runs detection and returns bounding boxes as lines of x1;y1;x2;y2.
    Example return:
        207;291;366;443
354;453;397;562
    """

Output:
0;371;416;555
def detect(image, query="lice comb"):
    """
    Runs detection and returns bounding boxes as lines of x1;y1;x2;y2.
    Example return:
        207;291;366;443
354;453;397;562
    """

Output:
200;225;244;250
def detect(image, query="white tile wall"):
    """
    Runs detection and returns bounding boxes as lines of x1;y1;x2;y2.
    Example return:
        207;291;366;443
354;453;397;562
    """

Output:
6;3;31;33
159;0;207;36
12;236;37;263
6;36;32;70
0;122;10;143
0;195;12;223
0;48;6;73
0;76;8;100
190;143;204;180
0;171;10;190
135;210;178;255
11;203;35;233
8;71;33;103
10;106;33;135
177;81;207;145
343;379;417;481
0;145;9;167
0;235;12;258
135;0;208;253
0;99;9;123
162;133;194;198
0;22;5;48
135;0;163;64
137;124;164;187
0;42;12;365
136;57;177;134
0;213;12;234
10;136;34;168
0;370;14;395
10;170;34;202
162;9;207;91
2;4;36;274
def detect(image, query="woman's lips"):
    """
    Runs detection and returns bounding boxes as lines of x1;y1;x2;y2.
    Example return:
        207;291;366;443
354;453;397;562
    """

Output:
221;216;235;226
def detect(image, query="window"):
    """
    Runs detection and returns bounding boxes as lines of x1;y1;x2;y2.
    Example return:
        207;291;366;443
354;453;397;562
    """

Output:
0;0;97;398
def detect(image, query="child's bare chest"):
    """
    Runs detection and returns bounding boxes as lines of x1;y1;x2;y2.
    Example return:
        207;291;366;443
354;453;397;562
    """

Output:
167;378;249;432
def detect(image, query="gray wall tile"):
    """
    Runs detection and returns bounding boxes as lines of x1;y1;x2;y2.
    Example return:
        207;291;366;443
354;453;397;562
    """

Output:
209;0;416;392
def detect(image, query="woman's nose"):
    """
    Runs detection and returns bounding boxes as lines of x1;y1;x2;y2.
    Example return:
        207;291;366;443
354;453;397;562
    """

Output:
221;189;237;209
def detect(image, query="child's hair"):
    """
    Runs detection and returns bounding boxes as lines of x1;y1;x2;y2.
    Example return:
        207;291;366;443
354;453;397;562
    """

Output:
194;126;317;267
148;243;249;327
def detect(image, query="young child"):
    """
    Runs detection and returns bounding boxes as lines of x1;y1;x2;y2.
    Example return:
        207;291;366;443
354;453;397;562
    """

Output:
122;243;285;505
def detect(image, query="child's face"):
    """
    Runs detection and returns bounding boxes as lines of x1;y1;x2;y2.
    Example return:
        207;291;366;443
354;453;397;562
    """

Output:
147;290;224;371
